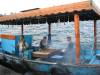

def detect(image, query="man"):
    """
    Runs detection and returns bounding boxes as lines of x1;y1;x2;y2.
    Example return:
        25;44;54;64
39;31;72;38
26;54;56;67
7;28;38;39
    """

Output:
40;36;48;49
64;36;75;64
17;35;28;57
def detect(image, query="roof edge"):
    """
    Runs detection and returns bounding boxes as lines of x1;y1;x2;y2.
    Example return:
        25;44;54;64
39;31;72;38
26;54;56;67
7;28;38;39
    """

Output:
92;0;100;15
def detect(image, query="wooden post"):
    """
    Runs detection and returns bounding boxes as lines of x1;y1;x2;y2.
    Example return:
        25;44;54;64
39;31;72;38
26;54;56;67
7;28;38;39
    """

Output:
21;24;23;35
94;20;97;50
74;14;80;64
48;22;51;42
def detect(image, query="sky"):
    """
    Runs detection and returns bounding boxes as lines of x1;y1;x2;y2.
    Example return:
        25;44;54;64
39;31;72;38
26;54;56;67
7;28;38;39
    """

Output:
0;0;100;15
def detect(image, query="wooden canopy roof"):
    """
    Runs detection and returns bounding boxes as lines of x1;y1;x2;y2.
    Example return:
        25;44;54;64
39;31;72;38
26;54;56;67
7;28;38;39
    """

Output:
0;0;100;25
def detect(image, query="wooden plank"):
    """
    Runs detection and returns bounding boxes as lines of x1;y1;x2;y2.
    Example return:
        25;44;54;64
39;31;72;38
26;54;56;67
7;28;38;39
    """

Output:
74;14;80;64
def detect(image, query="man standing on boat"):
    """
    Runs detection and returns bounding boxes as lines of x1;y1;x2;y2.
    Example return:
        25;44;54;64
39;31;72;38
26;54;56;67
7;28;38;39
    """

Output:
17;35;29;58
63;36;75;64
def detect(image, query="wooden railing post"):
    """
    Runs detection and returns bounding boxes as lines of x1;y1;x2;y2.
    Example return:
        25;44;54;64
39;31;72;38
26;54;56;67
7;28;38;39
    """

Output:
48;22;51;42
74;14;80;64
94;20;97;50
21;24;23;35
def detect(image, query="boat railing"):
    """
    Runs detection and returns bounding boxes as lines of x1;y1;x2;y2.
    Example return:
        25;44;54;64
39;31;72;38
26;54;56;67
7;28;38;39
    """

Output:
1;50;100;67
0;52;57;65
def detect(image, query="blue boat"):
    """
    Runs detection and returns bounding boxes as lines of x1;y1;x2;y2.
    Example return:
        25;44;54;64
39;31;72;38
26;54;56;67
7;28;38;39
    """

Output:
0;0;100;75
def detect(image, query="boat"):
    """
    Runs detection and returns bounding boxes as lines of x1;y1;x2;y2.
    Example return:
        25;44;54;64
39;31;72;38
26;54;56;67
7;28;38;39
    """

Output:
0;0;100;75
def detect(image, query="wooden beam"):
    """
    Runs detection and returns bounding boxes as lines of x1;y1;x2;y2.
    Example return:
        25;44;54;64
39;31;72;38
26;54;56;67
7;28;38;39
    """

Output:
48;23;51;42
48;23;51;35
94;20;97;50
21;25;23;35
74;14;80;64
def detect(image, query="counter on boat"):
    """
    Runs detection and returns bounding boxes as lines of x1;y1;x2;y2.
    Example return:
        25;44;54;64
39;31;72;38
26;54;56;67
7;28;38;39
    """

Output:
33;49;57;58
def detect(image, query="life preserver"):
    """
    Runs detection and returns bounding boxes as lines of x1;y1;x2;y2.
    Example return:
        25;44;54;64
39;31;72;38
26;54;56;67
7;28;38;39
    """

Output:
50;65;70;75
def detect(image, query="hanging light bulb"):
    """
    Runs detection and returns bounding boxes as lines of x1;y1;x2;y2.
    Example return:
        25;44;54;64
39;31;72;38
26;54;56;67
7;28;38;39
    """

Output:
58;18;60;23
30;20;31;25
45;18;48;25
57;18;60;26
64;15;66;25
38;18;39;24
64;22;66;25
67;14;70;25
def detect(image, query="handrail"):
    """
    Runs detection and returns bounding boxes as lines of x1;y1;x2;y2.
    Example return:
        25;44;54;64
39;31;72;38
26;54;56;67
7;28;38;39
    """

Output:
1;52;100;66
0;52;57;65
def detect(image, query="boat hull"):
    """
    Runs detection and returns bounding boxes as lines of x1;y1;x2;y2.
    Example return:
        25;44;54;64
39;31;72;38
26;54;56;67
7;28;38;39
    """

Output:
0;53;100;75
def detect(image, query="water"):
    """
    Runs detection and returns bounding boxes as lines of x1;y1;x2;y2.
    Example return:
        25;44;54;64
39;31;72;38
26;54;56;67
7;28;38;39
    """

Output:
0;21;100;74
0;65;21;75
0;20;100;50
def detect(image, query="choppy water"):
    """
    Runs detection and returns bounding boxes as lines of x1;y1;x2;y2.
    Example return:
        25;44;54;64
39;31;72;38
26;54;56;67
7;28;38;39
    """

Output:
0;20;100;50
